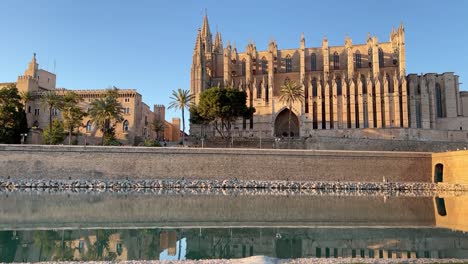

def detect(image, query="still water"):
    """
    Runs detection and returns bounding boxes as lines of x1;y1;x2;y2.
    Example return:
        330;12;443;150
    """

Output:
0;192;467;262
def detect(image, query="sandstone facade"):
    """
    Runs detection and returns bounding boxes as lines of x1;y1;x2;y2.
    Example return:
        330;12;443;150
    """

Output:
0;54;181;145
190;15;468;138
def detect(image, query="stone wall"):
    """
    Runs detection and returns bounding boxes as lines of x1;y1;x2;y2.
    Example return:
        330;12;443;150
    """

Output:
0;145;432;183
432;150;468;184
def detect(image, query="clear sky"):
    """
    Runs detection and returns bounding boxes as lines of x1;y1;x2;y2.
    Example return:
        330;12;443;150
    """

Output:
1;0;467;121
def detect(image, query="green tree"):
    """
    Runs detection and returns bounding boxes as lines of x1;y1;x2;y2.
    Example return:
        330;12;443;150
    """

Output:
0;84;28;144
168;88;193;145
279;80;304;146
61;91;86;145
189;104;210;139
88;89;124;145
42;119;65;145
19;90;34;111
195;87;255;146
151;118;165;140
41;91;62;145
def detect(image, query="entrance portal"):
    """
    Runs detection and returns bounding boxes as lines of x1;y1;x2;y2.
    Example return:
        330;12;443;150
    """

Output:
274;108;299;137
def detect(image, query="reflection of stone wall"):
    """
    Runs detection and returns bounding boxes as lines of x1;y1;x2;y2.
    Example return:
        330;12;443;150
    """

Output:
0;193;435;229
0;145;432;183
435;196;468;232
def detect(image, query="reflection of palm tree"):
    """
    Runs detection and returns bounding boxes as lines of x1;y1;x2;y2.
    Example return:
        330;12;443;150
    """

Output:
33;230;60;261
279;81;304;146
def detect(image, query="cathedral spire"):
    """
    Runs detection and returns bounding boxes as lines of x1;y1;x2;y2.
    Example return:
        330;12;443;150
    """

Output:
199;13;212;53
214;31;223;53
201;13;211;39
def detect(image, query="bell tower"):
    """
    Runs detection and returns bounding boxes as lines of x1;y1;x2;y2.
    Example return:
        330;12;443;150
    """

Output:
190;14;215;104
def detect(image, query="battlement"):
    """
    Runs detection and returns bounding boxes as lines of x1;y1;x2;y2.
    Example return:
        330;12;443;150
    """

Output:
17;75;38;82
154;104;165;109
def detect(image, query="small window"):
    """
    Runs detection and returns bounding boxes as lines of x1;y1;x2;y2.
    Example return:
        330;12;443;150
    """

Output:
261;58;268;74
86;121;92;132
124;98;130;102
116;243;123;256
378;48;384;68
78;240;84;253
28;106;31;113
285;56;292;73
123;107;130;114
333;52;340;70
123;120;129;132
355;51;361;68
311;53;317;71
435;197;447;216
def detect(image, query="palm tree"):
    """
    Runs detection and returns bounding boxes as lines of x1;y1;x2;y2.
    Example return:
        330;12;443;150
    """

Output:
88;89;124;145
41;91;62;145
62;91;86;145
168;89;193;146
279;80;304;146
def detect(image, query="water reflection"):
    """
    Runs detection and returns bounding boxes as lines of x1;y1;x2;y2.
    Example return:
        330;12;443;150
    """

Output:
0;192;467;261
1;227;467;262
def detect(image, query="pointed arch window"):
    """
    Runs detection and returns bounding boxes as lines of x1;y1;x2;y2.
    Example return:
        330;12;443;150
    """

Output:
378;48;384;68
387;74;394;93
333;52;340;70
361;74;367;94
436;83;445;118
285;56;292;73
261;57;268;74
123;120;129;132
311;53;317;71
241;59;246;76
312;78;318;97
86;121;92;132
355;51;361;68
336;77;342;95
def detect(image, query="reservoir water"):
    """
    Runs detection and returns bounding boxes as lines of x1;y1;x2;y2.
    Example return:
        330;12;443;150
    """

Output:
0;191;467;262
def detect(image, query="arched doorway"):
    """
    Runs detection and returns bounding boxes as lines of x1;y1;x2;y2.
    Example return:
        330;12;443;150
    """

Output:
434;163;444;183
274;108;299;137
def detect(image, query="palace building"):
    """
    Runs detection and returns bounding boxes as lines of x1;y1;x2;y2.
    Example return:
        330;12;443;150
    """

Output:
0;54;181;145
190;15;468;138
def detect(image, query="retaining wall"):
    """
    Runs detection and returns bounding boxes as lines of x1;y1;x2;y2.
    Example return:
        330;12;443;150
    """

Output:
0;145;432;182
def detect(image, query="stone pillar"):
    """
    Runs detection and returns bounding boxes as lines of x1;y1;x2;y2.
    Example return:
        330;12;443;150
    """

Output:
317;79;323;129
420;77;431;129
367;77;375;128
358;79;364;128
332;77;338;129
349;79;356;128
401;78;409;127
427;75;436;129
341;78;348;129
324;79;331;129
408;76;417;128
392;74;400;127
383;77;391;128
374;77;382;128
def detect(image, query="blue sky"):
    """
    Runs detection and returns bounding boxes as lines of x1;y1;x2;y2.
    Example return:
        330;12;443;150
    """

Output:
1;0;467;121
